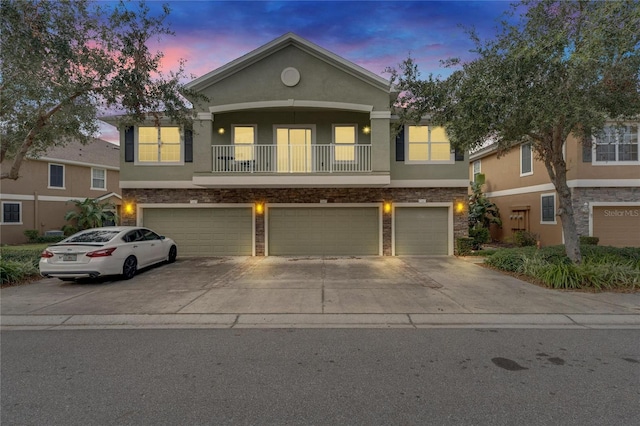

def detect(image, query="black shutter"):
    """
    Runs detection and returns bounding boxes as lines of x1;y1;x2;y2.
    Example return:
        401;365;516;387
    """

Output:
582;137;592;163
454;147;465;161
395;126;405;161
124;126;134;162
184;129;193;163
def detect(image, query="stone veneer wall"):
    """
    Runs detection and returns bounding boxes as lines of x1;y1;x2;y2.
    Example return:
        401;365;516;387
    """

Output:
571;187;640;237
122;187;469;255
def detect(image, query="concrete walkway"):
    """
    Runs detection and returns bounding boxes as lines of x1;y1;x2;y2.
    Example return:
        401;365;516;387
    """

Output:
2;256;639;329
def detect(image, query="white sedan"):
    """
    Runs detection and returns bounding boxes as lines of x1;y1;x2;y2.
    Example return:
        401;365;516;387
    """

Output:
39;226;177;281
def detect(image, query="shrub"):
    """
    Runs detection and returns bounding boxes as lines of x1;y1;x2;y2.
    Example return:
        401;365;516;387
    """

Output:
0;260;38;285
513;230;538;247
469;227;490;250
484;247;534;272
23;229;40;242
579;236;599;246
456;237;474;256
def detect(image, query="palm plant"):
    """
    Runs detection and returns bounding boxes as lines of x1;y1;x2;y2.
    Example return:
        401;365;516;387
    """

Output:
64;198;116;230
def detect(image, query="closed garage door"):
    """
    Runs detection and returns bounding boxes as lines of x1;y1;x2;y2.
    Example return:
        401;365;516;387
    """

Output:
143;207;253;256
268;207;380;255
395;207;449;255
592;206;640;247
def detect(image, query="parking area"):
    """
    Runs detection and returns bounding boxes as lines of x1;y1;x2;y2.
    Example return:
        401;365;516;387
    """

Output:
2;256;639;317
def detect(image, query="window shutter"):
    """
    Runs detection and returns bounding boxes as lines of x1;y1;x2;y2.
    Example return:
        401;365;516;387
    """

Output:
582;137;592;163
185;129;193;163
454;147;465;161
395;126;405;161
124;126;134;162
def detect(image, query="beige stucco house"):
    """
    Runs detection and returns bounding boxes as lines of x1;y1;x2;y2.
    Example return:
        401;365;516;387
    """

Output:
1;139;121;245
109;33;469;256
470;125;640;247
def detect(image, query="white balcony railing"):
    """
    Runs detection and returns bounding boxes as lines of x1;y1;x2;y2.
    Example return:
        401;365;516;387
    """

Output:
211;144;372;173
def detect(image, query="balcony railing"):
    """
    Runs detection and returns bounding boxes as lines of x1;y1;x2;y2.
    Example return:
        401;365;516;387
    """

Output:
211;144;372;173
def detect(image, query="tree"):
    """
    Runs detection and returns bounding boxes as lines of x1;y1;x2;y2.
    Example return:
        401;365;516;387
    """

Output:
390;0;640;263
64;198;115;230
1;0;203;180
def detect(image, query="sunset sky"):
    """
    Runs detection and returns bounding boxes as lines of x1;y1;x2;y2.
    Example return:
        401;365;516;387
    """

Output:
99;0;516;142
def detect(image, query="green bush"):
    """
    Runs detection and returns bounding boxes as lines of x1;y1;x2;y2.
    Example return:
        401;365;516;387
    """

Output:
513;230;538;247
23;229;40;242
469;227;490;250
579;236;599;246
456;237;474;256
0;247;45;267
0;260;38;285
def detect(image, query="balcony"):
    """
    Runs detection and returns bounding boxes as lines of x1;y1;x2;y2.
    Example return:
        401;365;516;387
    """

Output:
211;144;372;173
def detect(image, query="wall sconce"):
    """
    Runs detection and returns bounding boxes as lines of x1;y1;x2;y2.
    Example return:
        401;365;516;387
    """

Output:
581;202;589;214
124;202;135;215
362;126;371;135
218;127;225;135
255;202;264;215
384;201;392;214
455;201;465;214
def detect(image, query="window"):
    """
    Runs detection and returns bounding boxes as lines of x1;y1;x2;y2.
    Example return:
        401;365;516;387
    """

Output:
594;124;639;164
541;194;556;224
520;143;533;176
333;125;356;161
405;125;452;163
49;163;65;188
2;202;21;224
91;168;106;190
472;160;481;182
233;125;256;161
137;127;182;163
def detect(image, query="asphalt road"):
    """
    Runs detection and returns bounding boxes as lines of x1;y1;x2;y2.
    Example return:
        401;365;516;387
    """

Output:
2;329;639;425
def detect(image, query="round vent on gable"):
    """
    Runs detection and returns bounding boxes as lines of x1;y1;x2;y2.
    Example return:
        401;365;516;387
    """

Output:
281;67;301;87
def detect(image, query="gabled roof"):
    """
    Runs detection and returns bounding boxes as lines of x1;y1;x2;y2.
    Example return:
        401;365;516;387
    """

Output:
186;32;391;93
37;138;120;169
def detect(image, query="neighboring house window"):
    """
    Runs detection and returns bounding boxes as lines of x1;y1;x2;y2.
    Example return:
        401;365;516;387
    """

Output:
48;163;65;188
405;125;452;163
594;124;639;164
541;194;556;224
472;160;481;182
91;168;106;190
2;202;21;224
137;126;182;163
233;125;256;161
333;125;356;162
520;143;533;176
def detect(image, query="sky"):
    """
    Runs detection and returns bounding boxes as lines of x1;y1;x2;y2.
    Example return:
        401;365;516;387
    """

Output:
99;0;516;142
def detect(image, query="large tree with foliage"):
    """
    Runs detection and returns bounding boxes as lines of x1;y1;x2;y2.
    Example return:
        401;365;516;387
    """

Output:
0;0;201;180
390;0;640;263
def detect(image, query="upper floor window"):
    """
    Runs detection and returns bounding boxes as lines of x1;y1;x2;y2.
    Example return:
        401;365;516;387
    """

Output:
2;202;21;224
48;163;65;188
137;127;182;164
333;125;356;162
406;125;452;163
594;124;639;164
472;160;481;182
541;193;556;224
91;168;106;190
233;125;256;161
520;143;533;176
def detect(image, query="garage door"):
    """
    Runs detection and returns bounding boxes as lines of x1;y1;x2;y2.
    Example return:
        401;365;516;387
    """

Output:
592;206;640;247
268;207;379;255
142;207;253;256
395;207;449;255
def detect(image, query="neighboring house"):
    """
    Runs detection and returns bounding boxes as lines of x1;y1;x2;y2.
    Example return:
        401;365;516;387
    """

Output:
469;123;640;247
106;33;468;257
1;139;121;245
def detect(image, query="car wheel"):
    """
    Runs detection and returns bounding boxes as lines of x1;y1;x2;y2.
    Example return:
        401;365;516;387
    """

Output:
122;256;137;280
167;245;177;263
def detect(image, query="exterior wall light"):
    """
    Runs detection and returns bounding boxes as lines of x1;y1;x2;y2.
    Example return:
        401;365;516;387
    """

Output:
124;203;135;215
384;201;392;214
362;126;371;135
255;202;264;215
455;201;465;214
218;127;225;135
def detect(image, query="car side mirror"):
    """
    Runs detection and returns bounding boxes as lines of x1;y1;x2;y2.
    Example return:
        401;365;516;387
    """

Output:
160;236;165;240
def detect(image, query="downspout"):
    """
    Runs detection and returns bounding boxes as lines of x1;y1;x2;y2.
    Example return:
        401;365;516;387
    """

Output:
34;191;39;233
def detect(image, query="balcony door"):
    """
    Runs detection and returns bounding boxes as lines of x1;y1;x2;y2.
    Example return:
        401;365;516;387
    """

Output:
276;126;313;172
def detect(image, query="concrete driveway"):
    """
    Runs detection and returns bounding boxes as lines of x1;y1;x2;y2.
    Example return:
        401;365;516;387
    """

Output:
2;256;639;329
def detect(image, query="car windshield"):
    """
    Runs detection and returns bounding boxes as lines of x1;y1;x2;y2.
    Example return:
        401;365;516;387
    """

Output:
64;230;120;243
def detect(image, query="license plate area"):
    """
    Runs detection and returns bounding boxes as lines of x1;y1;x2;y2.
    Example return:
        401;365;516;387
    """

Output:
62;254;77;261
